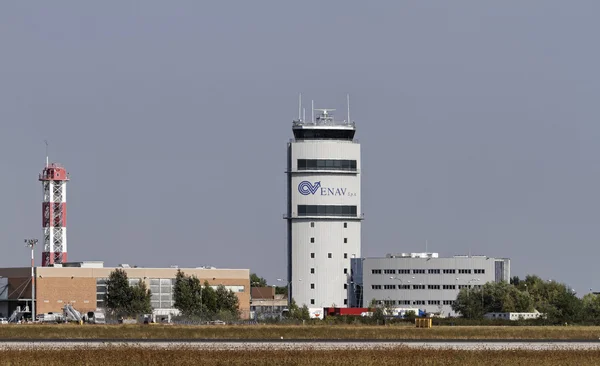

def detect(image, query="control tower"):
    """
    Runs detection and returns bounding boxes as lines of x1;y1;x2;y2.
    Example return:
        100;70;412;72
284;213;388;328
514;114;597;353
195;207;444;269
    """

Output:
285;97;362;308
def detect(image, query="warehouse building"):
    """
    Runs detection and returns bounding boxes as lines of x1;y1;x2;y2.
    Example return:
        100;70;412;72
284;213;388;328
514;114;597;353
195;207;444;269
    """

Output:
350;253;510;317
0;262;250;320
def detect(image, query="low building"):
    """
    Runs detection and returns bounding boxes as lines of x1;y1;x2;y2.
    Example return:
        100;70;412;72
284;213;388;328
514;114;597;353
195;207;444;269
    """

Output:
484;311;545;321
250;287;287;318
0;262;250;319
350;253;510;317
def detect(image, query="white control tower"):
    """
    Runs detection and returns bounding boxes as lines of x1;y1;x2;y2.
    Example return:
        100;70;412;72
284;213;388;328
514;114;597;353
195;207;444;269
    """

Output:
285;97;362;309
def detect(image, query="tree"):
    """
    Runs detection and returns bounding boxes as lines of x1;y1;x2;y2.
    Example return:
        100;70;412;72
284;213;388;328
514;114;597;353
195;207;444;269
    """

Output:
250;273;267;287
128;281;152;315
173;271;240;320
105;268;152;318
173;270;203;317
284;298;310;320
215;284;240;318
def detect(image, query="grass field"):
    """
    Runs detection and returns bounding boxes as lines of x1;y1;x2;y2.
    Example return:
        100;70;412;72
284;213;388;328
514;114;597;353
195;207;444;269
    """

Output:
1;324;600;340
2;347;600;365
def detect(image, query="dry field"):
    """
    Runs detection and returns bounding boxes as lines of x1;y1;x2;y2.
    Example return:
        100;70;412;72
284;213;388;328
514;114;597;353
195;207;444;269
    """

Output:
2;347;600;365
1;324;600;340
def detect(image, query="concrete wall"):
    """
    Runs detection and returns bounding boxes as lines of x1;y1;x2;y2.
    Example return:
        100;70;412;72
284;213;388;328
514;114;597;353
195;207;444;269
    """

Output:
288;140;362;308
356;256;510;317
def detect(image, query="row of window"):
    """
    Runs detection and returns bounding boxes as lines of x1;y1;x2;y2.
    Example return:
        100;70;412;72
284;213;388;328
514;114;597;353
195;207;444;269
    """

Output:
310;268;349;274
310;252;350;259
299;205;358;217
310;237;349;244
310;299;349;305
373;269;486;275
297;159;357;171
371;284;481;290
310;222;349;228
375;300;456;306
309;283;350;290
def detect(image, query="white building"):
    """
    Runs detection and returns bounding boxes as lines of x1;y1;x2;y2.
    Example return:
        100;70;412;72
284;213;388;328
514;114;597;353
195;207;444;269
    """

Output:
350;253;510;317
285;105;362;308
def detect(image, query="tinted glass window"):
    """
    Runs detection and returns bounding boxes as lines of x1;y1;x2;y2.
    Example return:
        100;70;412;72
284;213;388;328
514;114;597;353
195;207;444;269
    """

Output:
297;159;357;171
297;205;358;217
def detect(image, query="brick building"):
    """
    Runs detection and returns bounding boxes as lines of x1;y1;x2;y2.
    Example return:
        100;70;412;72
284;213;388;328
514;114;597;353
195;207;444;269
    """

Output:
0;262;250;319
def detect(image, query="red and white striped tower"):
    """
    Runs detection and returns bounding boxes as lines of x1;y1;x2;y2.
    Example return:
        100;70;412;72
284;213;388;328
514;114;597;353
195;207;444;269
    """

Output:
39;162;69;266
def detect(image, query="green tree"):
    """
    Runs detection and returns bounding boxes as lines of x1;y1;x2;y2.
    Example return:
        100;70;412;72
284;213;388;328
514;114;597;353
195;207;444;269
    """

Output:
215;284;240;318
173;270;203;317
250;273;267;287
105;268;152;317
128;281;152;315
173;271;240;320
105;268;131;317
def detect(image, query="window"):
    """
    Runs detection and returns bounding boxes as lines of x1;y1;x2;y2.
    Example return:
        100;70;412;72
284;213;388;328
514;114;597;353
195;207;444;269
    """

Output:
344;299;348;305
310;222;314;227
310;253;315;258
344;284;348;289
413;300;425;305
343;268;348;274
428;269;440;274
372;269;382;274
311;268;315;274
344;223;347;228
428;300;441;305
458;285;469;289
383;269;396;274
328;253;332;258
344;238;348;243
311;283;315;289
443;269;456;274
310;237;314;243
398;284;410;289
474;269;485;274
384;285;396;290
311;299;315;305
398;269;410;274
459;269;472;274
413;269;425;274
428;285;440;290
413;284;425;290
297;205;358;217
383;300;396;306
443;300;455;305
399;300;411;305
372;285;382;290
297;159;357;171
344;253;348;259
443;285;456;290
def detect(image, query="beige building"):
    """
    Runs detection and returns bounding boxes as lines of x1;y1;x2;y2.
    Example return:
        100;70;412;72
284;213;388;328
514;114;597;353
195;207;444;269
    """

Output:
0;262;250;319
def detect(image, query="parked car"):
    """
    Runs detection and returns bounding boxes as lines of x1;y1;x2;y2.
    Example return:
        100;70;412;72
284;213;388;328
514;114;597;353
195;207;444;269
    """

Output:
0;318;8;324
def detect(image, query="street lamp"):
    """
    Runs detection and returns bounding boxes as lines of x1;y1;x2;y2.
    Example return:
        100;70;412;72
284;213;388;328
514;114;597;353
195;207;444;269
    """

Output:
24;239;38;321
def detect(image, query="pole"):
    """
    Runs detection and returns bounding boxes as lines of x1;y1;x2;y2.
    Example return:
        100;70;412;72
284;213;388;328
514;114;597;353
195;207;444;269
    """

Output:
31;245;35;320
24;239;38;322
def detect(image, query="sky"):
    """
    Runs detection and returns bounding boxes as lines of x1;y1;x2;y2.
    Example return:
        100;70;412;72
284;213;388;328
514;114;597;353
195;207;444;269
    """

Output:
1;1;599;295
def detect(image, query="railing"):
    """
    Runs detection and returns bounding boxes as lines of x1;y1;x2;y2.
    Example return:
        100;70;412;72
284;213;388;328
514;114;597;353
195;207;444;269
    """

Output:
289;138;359;143
283;213;365;219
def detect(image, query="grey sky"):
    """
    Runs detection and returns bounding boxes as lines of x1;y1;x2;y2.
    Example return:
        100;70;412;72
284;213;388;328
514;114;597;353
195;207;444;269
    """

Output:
1;1;599;295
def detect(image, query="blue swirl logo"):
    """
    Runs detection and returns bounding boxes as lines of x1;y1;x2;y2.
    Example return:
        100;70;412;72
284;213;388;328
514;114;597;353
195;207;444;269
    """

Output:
298;181;321;195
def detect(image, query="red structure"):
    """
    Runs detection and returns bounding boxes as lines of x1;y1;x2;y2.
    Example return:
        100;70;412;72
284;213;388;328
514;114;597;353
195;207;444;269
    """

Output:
39;163;69;266
324;307;370;317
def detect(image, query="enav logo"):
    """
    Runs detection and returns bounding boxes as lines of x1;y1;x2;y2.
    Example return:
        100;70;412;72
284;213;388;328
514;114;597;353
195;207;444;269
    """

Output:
298;181;356;197
298;181;321;195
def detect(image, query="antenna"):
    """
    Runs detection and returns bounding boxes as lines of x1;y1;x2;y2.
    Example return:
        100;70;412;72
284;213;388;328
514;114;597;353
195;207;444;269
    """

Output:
426;240;428;253
44;140;49;167
298;93;302;121
303;108;306;122
311;100;314;123
347;94;351;124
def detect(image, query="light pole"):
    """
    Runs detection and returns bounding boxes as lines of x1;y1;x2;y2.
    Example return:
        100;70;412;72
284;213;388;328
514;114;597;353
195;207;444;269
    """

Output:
24;239;38;322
